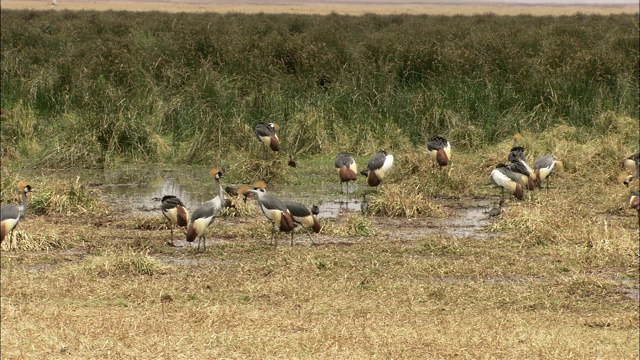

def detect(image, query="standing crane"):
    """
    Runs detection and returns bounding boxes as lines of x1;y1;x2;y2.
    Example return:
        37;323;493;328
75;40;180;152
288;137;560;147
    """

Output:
629;191;639;212
242;187;295;246
512;133;522;147
255;122;280;159
361;150;394;187
1;181;34;244
623;163;639;187
186;167;230;250
247;181;320;245
533;154;557;192
620;152;639;174
427;136;451;167
507;147;537;191
335;153;358;194
283;200;321;246
490;164;524;201
160;195;189;247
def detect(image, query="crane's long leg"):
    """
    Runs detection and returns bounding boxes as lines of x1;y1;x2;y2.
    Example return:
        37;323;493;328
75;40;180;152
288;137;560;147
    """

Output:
304;227;315;246
546;177;550;193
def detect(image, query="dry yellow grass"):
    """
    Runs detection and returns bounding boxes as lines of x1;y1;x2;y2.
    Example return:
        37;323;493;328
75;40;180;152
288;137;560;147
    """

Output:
2;0;638;15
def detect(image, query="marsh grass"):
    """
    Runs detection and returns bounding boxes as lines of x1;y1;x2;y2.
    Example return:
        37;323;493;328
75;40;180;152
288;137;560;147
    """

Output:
1;11;637;167
0;10;638;359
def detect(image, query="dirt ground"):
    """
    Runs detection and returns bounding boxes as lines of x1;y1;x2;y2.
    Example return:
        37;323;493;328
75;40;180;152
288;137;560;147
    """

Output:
2;0;638;15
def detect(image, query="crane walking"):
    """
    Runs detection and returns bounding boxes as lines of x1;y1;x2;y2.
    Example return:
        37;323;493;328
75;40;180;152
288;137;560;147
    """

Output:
186;168;229;250
1;181;34;244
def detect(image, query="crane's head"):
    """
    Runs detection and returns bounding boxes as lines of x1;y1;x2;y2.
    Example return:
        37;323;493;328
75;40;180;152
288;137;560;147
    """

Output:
238;185;252;203
253;180;267;192
209;167;223;181
269;123;279;131
513;133;522;143
16;181;33;193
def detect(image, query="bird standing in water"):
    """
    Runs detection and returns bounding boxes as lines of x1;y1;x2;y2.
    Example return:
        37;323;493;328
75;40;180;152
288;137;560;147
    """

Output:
255;122;280;159
1;181;34;244
186;168;229;250
335;153;358;194
361;150;394;187
160;195;189;247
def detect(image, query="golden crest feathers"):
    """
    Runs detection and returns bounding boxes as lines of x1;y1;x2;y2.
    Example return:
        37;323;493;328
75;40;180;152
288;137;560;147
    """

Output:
16;180;29;190
253;180;267;190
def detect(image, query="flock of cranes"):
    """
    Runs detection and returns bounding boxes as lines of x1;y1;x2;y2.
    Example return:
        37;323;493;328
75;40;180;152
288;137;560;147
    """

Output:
1;124;638;249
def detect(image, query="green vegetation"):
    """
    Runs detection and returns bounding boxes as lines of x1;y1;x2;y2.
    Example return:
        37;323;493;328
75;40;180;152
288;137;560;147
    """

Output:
0;10;638;358
1;10;638;168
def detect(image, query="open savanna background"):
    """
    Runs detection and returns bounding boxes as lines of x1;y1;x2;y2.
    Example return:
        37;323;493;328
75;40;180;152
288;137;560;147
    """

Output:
1;7;639;359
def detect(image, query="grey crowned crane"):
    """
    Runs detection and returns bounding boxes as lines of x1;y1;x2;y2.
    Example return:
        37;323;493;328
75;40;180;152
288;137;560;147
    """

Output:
512;133;522;147
533;154;557;192
490;164;524;201
186;167;230;250
242;187;295;246
427;136;451;167
283;200;321;246
160;195;189;247
623;157;639;188
507;147;538;191
620;152;639;174
255;122;280;159
629;191;639;211
1;181;33;244
247;181;321;245
361;150;394;187
335;153;358;194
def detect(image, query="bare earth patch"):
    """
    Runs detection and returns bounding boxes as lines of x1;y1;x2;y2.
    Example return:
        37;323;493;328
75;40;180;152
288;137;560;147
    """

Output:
2;0;638;15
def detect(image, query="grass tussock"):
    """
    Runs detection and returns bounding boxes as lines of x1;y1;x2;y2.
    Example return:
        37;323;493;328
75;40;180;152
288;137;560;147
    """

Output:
321;214;381;237
28;178;108;216
78;250;166;277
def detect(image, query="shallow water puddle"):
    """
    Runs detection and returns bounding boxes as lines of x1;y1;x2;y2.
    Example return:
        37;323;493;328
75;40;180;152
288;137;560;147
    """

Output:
25;166;499;240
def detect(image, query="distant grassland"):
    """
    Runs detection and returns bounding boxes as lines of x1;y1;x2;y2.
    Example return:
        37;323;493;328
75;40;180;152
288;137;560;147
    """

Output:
1;10;638;168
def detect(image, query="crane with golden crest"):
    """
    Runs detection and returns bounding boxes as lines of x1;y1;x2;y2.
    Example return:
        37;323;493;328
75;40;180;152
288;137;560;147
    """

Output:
185;167;230;250
1;181;34;244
